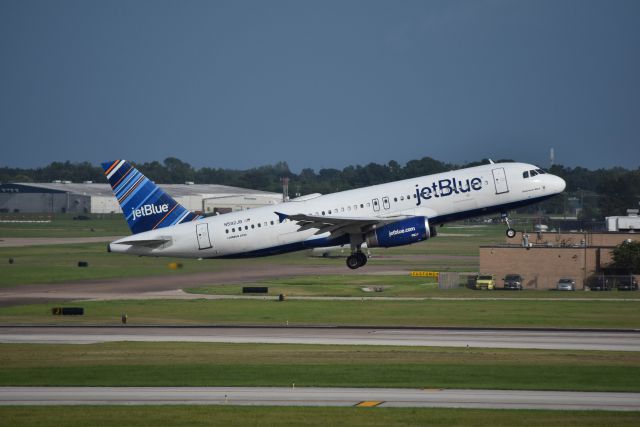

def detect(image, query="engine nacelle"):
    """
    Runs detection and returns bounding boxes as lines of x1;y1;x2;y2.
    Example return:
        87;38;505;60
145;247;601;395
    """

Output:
365;216;434;248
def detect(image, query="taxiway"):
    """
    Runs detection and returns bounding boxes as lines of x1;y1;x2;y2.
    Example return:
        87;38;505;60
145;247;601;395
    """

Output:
1;326;638;351
1;386;638;411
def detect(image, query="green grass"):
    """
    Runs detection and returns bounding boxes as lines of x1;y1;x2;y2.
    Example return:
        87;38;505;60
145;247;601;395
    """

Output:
1;406;638;427
0;243;230;287
1;298;639;328
0;224;508;288
1;342;639;391
188;275;439;297
188;274;640;299
0;213;129;238
0;239;476;288
0;243;347;287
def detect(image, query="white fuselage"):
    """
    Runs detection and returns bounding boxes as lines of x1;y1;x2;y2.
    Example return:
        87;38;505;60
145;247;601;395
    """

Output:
108;162;565;258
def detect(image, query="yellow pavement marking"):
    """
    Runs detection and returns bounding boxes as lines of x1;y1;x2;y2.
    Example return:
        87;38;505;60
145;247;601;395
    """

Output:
355;401;384;407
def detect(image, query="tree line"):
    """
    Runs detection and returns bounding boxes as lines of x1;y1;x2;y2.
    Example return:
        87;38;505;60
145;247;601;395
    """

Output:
1;157;638;219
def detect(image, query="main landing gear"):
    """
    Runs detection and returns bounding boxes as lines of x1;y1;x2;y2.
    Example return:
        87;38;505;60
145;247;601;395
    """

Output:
346;251;368;269
346;234;368;269
502;212;517;238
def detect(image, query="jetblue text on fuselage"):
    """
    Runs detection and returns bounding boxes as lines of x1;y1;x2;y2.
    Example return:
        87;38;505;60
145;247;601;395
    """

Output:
132;203;169;220
415;177;482;206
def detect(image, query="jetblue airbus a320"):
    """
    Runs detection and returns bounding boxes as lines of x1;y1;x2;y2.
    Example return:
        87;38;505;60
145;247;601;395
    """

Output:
102;159;565;269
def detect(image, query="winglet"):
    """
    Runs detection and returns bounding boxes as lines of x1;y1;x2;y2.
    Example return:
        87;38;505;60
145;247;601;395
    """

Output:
275;212;288;223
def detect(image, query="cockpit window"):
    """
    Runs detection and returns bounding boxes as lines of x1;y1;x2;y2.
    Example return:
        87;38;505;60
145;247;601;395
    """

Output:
530;170;538;177
523;171;529;178
536;169;546;174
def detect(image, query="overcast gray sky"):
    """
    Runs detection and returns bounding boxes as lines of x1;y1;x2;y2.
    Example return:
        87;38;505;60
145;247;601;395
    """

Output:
1;0;639;171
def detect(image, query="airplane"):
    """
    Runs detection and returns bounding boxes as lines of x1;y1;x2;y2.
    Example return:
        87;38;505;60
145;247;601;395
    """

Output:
102;159;566;269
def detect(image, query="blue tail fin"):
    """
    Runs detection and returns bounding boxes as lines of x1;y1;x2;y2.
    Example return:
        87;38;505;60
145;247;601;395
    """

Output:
101;160;202;234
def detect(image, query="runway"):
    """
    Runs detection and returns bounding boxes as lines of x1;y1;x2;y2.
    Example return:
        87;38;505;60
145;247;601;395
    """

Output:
1;387;638;410
2;326;639;351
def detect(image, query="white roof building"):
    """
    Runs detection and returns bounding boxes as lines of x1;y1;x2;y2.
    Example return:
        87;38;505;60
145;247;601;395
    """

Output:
0;182;283;214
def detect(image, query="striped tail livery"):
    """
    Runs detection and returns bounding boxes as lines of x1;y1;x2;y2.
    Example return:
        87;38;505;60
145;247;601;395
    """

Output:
101;160;202;234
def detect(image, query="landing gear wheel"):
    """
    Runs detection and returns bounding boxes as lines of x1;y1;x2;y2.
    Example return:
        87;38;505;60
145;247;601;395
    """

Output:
356;252;367;267
501;212;516;239
346;254;361;270
346;252;367;269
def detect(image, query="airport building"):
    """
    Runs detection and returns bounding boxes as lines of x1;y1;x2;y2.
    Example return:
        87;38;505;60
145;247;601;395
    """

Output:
606;209;640;232
0;182;283;215
480;231;639;290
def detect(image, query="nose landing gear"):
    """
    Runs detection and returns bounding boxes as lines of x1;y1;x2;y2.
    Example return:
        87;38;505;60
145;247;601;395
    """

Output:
502;213;517;238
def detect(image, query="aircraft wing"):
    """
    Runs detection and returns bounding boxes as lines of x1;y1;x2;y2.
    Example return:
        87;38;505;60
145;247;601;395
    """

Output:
275;212;412;237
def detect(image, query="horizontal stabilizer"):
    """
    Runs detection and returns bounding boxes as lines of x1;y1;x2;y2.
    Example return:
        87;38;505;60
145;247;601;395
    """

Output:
111;238;169;248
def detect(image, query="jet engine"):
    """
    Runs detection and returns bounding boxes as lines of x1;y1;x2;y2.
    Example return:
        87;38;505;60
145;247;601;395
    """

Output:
365;216;435;248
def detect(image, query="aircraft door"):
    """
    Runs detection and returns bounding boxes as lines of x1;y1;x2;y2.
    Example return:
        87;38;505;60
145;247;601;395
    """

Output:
196;223;212;250
372;198;380;212
492;168;509;194
382;196;390;210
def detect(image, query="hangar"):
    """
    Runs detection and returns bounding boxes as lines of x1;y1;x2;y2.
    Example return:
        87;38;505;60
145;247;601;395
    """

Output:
480;231;639;290
0;182;282;215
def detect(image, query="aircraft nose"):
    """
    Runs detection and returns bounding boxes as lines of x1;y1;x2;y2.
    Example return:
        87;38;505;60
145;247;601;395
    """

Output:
552;175;566;193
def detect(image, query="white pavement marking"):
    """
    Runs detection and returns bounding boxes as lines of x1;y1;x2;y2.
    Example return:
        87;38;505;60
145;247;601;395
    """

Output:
1;387;639;411
1;327;639;351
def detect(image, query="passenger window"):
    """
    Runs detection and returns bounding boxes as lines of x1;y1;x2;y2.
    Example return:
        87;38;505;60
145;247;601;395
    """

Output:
347;206;351;211
258;223;261;228
360;204;364;208
322;211;325;215
394;197;397;202
232;228;235;232
400;196;404;201
270;221;274;225
225;229;229;234
341;207;344;212
407;195;411;199
245;226;248;230
251;224;254;229
523;171;529;178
